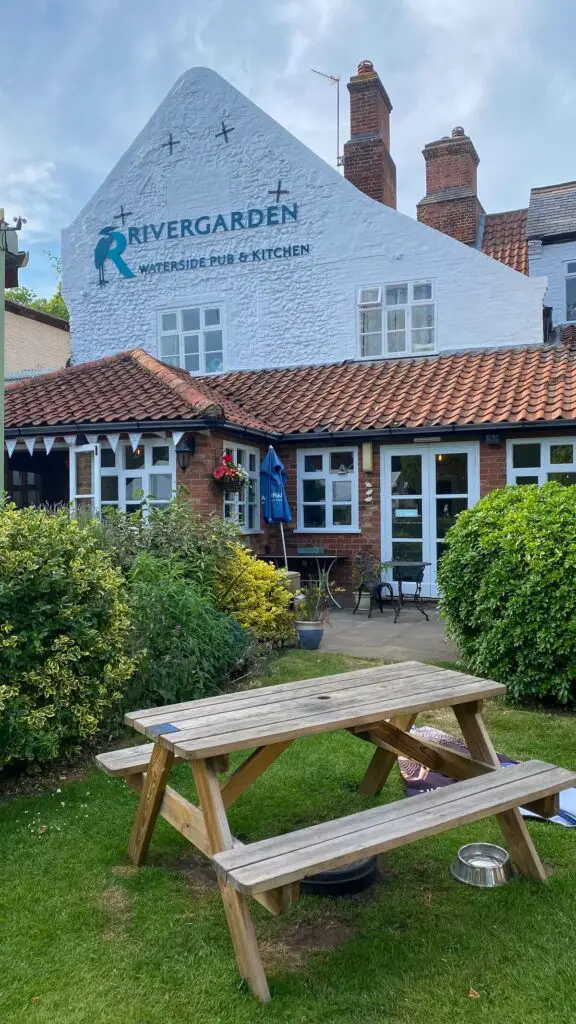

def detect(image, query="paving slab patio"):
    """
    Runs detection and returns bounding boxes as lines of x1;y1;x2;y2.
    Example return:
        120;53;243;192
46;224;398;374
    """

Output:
322;604;459;663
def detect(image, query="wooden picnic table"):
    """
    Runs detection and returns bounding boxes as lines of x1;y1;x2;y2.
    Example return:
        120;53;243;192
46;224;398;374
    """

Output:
97;661;576;1003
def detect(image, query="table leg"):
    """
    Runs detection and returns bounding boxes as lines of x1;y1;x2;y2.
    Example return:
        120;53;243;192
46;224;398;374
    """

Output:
453;702;548;881
128;743;174;866
359;714;417;796
192;758;270;1002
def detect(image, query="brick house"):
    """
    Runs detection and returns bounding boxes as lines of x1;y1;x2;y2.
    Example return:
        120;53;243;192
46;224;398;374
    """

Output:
4;60;576;598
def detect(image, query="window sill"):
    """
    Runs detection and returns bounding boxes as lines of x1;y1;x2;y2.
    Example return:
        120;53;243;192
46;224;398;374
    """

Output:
293;528;362;534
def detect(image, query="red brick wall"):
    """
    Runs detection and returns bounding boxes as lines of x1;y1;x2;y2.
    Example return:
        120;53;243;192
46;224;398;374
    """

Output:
423;138;478;194
344;65;397;210
479;441;506;496
417;194;483;245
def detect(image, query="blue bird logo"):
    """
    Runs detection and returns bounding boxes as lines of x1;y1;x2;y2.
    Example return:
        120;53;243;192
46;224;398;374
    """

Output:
94;226;134;285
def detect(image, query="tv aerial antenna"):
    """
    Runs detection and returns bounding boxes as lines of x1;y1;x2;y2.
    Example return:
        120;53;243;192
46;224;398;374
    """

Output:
311;69;343;169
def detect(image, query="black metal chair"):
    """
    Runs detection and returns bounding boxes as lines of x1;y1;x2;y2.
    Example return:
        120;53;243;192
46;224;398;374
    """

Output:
352;553;400;623
396;564;429;621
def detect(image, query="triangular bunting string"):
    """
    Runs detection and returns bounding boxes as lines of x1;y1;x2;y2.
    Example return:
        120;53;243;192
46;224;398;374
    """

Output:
105;433;120;453
24;437;37;456
128;432;142;452
64;435;77;446
171;430;185;447
5;438;17;458
43;436;56;455
85;433;99;445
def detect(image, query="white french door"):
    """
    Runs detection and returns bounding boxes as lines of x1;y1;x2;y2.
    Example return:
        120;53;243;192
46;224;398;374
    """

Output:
380;443;479;597
70;444;100;516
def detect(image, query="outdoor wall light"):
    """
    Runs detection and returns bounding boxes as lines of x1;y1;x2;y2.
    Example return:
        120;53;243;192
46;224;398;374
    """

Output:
176;435;196;472
485;433;502;446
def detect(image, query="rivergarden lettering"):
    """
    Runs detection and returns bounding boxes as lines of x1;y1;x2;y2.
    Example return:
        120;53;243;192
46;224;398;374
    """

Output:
138;244;310;275
126;204;298;245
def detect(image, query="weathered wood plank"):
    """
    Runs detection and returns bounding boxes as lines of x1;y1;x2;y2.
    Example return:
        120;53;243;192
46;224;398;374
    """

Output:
169;678;505;759
191;758;270;1002
220;742;292;809
453;703;549;881
127;743;174;865
358;715;416;796
125;661;433;728
145;669;500;742
96;744;183;777
214;761;575;893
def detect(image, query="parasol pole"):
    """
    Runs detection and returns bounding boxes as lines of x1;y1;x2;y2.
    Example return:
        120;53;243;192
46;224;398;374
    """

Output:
279;521;288;570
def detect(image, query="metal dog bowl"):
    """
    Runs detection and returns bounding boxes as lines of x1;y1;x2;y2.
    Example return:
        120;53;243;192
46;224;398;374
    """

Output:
450;843;513;888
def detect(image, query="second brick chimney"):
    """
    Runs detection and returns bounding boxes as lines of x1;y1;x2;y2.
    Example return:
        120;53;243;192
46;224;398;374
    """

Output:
343;60;397;209
416;127;483;245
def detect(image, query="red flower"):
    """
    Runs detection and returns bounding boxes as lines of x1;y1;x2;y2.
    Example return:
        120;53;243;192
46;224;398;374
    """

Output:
223;454;233;464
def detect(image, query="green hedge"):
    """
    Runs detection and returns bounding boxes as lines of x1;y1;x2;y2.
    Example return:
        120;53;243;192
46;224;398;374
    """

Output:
0;505;134;767
437;482;576;704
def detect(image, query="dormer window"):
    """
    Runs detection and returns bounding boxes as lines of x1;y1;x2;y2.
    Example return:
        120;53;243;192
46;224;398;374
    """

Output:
566;263;576;323
358;282;435;358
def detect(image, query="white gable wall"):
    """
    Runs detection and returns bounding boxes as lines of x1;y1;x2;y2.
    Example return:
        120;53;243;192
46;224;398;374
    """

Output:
62;68;546;370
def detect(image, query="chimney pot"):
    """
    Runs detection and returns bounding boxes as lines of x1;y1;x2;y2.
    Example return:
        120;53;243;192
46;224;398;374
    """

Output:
357;59;375;75
452;126;466;137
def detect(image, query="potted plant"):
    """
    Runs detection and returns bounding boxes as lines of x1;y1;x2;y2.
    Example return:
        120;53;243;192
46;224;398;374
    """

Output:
294;573;331;650
212;454;249;493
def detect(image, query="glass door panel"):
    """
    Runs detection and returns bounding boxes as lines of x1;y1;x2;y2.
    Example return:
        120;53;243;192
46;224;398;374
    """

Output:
70;444;100;517
382;445;478;597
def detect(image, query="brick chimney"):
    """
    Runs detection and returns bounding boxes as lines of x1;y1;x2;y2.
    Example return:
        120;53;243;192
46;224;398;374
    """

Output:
416;127;483;245
343;60;396;209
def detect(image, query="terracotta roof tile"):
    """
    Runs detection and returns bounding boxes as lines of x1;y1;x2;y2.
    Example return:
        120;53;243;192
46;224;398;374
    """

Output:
7;344;576;438
481;209;528;274
4;349;271;432
204;345;576;432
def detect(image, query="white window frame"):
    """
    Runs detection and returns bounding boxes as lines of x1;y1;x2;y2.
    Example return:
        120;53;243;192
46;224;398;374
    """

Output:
566;263;576;323
71;439;176;517
222;444;260;534
357;281;436;359
157;303;225;374
506;437;576;486
296;447;359;533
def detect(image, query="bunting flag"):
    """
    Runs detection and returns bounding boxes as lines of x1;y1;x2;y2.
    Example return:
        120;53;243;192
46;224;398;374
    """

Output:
128;432;142;452
64;435;77;446
105;433;120;452
43;436;56;455
171;430;185;447
24;436;37;456
5;438;17;458
85;433;99;445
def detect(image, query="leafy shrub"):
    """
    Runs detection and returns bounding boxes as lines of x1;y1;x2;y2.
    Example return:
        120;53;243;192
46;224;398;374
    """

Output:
437;482;576;704
0;504;133;767
91;494;238;594
215;544;295;643
126;553;250;709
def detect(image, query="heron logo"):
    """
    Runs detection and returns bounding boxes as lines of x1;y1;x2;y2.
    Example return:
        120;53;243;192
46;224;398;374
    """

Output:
94;226;135;285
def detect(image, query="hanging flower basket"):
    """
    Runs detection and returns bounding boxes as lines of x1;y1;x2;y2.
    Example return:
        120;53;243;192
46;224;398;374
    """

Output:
212;454;249;493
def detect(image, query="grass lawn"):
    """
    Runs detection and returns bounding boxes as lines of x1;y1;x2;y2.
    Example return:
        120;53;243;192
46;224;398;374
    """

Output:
1;650;575;1024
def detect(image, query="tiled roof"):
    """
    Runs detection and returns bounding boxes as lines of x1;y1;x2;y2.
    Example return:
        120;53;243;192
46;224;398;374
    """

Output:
7;344;576;437
481;209;528;274
526;181;576;240
206;345;576;432
4;348;271;431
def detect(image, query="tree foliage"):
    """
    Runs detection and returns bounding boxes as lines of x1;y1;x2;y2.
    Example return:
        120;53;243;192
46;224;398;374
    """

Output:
6;282;69;321
437;482;576;704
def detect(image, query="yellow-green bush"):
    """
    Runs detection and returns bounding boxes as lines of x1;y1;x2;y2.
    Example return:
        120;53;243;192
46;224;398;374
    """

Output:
0;504;134;767
215;544;295;643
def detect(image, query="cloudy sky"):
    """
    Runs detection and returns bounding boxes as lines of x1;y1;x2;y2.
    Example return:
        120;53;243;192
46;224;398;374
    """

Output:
3;0;576;295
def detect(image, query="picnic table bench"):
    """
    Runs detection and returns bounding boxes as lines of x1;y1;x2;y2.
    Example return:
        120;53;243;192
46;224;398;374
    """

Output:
96;662;576;1003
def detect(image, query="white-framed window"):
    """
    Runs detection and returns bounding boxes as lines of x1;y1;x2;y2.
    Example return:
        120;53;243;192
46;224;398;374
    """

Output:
507;438;576;487
223;445;260;533
358;282;436;358
297;448;359;532
566;263;576;322
158;304;224;373
100;439;176;513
